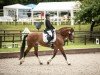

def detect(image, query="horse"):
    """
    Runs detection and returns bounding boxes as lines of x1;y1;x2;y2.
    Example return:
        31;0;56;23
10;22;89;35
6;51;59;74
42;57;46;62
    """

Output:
19;27;74;65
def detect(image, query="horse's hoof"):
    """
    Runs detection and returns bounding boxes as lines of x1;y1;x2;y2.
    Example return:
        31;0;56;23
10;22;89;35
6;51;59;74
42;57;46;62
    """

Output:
20;62;22;65
47;62;50;65
68;63;71;65
20;58;25;65
40;62;43;65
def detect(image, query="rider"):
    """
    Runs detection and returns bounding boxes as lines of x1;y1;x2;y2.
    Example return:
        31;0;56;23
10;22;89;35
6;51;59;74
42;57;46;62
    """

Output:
44;13;55;47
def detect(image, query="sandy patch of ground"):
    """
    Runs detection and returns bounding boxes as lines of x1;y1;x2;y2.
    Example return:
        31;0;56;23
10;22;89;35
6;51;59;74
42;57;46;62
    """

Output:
0;53;100;75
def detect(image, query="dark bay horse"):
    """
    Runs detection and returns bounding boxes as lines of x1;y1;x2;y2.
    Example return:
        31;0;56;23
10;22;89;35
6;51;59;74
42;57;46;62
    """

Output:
19;27;74;65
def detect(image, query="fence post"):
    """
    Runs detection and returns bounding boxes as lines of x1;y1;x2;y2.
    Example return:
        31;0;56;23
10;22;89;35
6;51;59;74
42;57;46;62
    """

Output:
12;34;15;48
20;31;22;41
4;31;5;41
13;34;14;43
0;36;2;48
84;35;86;45
99;37;100;45
93;37;95;44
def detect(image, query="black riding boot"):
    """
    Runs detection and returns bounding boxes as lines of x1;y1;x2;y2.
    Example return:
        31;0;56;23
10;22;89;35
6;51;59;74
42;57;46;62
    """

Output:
47;36;54;48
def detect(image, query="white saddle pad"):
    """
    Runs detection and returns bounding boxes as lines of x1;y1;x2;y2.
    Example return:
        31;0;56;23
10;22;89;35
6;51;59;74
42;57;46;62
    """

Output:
43;30;56;43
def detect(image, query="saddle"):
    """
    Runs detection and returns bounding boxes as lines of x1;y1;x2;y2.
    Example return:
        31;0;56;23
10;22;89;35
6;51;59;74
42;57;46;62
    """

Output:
43;29;56;43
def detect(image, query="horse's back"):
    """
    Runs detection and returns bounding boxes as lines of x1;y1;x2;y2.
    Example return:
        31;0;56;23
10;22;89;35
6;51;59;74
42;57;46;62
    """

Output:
27;32;42;41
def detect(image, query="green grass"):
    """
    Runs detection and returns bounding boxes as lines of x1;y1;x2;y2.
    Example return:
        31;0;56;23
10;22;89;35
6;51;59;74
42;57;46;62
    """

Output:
64;44;100;49
0;43;100;53
0;23;90;31
0;24;100;31
0;46;51;53
0;23;100;32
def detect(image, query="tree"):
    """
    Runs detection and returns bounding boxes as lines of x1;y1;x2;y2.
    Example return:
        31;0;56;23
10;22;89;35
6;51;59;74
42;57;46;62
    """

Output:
75;0;100;38
76;0;100;23
0;0;29;9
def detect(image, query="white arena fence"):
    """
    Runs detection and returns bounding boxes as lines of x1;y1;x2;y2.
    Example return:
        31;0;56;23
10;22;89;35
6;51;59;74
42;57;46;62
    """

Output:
0;16;32;23
0;16;13;22
0;11;71;25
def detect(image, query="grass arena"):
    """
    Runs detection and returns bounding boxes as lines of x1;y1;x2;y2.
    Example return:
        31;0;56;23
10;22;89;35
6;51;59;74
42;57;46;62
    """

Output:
0;52;100;75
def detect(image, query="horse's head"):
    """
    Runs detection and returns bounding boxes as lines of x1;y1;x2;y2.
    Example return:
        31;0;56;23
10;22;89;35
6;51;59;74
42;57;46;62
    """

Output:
58;27;74;42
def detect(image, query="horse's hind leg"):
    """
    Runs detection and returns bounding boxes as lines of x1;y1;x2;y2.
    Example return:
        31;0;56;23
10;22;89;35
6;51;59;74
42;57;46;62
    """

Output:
34;45;43;65
24;46;32;57
47;47;58;65
20;46;32;65
59;46;71;65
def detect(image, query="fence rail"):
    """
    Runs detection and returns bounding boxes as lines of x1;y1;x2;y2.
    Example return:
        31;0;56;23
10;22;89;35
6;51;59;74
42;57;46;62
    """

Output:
0;30;100;48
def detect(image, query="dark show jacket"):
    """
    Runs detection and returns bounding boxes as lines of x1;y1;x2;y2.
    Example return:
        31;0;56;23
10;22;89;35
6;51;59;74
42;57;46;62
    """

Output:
45;19;55;30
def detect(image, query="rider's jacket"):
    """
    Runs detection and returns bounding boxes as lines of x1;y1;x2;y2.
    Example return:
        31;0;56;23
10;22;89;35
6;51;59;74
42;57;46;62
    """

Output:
45;19;55;30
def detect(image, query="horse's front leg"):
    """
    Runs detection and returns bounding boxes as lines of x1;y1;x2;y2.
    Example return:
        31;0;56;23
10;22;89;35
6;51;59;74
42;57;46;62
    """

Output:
47;47;58;65
34;45;43;65
59;46;71;65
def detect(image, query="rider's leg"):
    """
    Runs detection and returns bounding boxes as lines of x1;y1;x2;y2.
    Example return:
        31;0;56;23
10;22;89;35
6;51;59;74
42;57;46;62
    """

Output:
45;30;54;48
44;30;52;44
47;35;52;44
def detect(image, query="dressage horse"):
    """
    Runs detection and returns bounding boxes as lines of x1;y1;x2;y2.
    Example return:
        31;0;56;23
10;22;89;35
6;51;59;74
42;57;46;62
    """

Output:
19;27;74;65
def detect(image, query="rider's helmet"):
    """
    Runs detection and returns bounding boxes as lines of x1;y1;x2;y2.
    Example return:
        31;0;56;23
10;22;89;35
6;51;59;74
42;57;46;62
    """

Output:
45;13;50;18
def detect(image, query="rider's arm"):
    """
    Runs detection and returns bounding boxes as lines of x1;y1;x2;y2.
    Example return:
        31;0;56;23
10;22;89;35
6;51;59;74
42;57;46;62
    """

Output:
46;20;55;29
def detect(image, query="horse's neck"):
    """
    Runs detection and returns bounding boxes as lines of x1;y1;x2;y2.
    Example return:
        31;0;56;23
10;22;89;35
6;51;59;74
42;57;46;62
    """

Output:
57;33;66;41
61;35;67;40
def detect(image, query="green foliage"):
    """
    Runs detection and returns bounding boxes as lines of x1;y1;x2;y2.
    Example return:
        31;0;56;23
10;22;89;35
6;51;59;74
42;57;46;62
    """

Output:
76;0;100;23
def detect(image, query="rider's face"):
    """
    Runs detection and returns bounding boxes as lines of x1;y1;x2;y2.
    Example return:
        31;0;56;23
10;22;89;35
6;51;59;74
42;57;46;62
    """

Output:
47;16;50;20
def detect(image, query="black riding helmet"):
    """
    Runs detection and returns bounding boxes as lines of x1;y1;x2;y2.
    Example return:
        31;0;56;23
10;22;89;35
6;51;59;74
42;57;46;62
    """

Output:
45;13;50;18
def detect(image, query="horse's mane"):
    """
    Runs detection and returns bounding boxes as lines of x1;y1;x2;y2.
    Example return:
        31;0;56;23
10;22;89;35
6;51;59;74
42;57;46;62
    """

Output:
57;27;73;33
57;27;74;36
58;27;72;31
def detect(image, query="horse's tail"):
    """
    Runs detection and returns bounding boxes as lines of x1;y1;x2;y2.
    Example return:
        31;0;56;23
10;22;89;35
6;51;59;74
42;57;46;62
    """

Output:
19;34;28;60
